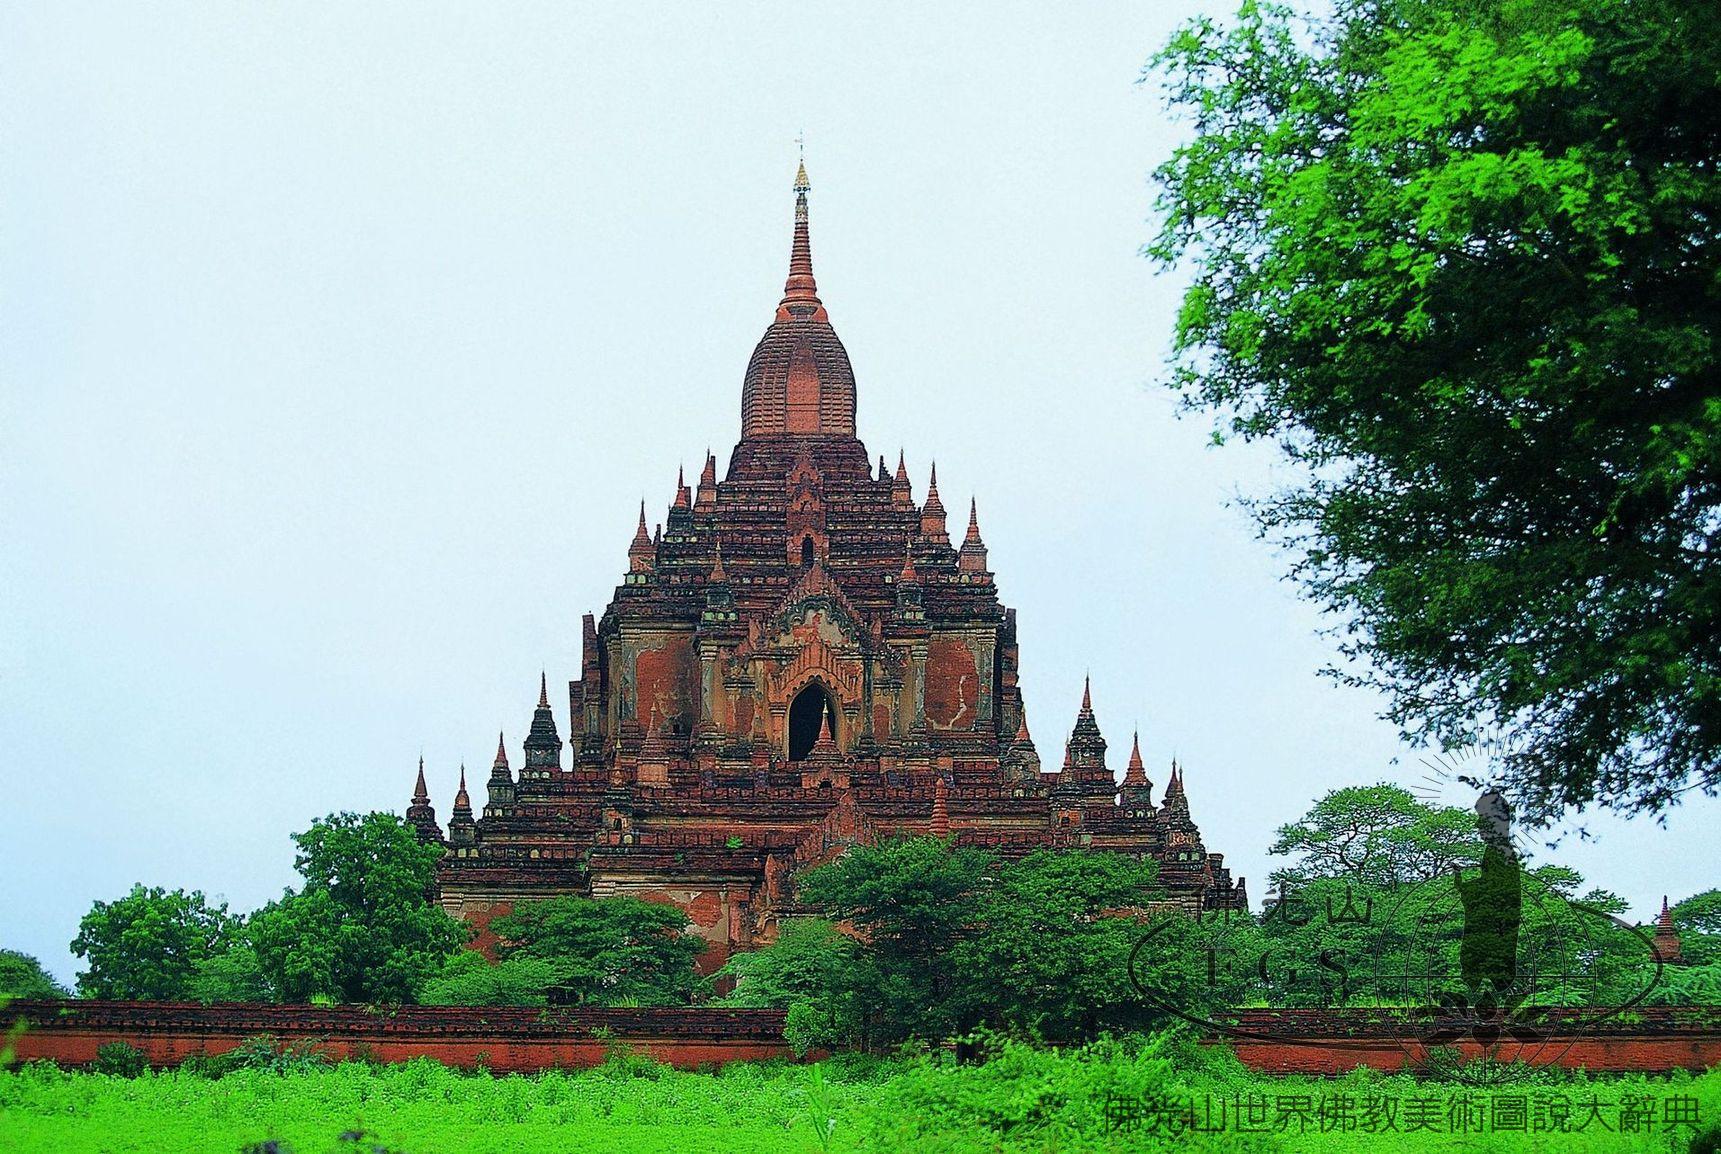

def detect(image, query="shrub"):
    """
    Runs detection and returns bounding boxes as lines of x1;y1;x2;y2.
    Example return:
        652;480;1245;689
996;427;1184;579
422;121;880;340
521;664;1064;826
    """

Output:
91;1041;147;1077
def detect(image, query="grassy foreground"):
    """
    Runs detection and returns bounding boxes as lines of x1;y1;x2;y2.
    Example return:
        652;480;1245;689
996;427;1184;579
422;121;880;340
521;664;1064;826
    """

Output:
2;1035;1718;1153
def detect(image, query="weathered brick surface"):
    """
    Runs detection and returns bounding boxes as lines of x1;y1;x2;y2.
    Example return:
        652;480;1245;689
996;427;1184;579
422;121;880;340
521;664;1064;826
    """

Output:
1222;1008;1721;1074
6;1001;795;1074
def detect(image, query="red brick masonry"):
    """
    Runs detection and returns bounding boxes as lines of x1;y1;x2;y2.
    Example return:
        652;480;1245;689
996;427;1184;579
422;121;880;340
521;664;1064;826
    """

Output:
1221;1007;1721;1075
7;1002;1717;1076
5;1001;795;1074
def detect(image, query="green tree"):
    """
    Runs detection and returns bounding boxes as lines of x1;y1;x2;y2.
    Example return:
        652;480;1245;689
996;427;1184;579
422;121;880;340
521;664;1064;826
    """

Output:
71;885;238;1000
716;918;860;1048
489;895;705;1006
953;850;1169;1040
1259;787;1662;1007
1268;784;1481;890
1149;0;1721;823
418;950;564;1007
185;943;272;1003
798;836;994;1043
1671;889;1721;966
0;950;69;999
248;812;467;1004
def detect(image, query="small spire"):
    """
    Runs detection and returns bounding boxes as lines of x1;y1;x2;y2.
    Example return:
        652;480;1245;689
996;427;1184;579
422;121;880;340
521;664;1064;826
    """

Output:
813;709;836;751
1015;711;1031;745
958;497;988;572
1123;731;1150;788
673;465;690;509
892;450;913;508
628;501;654;571
920;462;948;541
879;455;890;482
710;541;728;582
931;775;950;839
900;543;918;583
493;731;509;769
412;757;429;805
641;706;668;756
453;764;471;810
700;451;717;488
1081;676;1093;715
1654;894;1683;962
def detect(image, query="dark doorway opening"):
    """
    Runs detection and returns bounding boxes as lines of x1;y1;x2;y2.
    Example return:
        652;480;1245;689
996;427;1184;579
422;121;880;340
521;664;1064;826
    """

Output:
801;536;816;568
788;683;837;761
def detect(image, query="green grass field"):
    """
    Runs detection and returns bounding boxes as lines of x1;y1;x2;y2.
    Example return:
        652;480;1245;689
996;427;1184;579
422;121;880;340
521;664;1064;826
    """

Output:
2;1035;1717;1153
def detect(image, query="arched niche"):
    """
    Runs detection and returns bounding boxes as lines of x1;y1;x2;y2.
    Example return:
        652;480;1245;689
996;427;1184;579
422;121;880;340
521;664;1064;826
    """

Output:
787;681;838;761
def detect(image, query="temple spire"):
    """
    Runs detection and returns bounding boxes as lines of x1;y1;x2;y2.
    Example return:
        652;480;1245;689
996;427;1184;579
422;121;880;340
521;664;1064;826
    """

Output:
406;754;440;843
694;451;718;512
493;731;509;770
1123;731;1150;788
892;450;913;508
959;497;989;572
777;160;823;318
921;462;948;542
628;502;654;572
525;673;563;770
931;774;951;839
448;764;474;847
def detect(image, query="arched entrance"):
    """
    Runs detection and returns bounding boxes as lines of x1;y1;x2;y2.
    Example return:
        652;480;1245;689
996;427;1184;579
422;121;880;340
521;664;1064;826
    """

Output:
787;682;838;761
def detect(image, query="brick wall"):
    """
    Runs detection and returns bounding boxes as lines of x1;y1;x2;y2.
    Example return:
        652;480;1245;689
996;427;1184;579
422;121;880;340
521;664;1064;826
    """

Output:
1220;1007;1721;1075
5;1001;794;1074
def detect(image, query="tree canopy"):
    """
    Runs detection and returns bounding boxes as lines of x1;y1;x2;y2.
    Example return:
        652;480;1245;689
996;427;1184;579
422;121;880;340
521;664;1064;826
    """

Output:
1267;783;1481;890
70;885;239;1000
247;812;467;1004
1149;0;1721;823
489;895;706;1006
0;950;69;1000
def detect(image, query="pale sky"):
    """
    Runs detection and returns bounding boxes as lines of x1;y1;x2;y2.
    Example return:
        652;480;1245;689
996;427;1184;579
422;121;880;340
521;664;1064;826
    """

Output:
3;2;1712;985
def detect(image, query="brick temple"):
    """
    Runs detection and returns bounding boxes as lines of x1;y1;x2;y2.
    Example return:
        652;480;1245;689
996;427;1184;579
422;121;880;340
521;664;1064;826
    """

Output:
406;164;1245;968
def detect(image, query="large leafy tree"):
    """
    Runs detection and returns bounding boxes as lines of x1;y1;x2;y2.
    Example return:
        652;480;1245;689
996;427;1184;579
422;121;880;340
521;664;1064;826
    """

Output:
798;836;994;1043
1259;786;1663;1006
0;950;70;1000
953;850;1170;1041
70;885;239;1000
1268;784;1481;890
485;895;705;1006
1670;889;1721;966
1150;0;1721;823
248;812;467;1004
